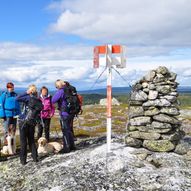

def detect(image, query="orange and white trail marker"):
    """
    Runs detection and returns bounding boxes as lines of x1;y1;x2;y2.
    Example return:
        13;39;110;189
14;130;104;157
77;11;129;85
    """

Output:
93;44;126;152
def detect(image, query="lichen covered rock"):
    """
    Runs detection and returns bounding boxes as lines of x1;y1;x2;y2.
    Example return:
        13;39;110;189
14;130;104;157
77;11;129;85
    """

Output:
143;140;175;152
128;131;161;140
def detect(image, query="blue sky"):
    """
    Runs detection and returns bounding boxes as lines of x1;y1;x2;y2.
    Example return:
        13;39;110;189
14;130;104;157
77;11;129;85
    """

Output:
0;0;52;42
0;0;191;90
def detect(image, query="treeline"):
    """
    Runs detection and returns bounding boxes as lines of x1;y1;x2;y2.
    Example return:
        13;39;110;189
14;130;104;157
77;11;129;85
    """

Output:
81;93;191;108
81;94;130;105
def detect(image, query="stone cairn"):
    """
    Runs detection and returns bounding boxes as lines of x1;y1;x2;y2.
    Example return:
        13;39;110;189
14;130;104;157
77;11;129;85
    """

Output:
125;66;181;152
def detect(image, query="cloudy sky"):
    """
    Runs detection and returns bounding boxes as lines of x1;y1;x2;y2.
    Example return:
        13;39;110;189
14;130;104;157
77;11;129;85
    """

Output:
0;0;191;90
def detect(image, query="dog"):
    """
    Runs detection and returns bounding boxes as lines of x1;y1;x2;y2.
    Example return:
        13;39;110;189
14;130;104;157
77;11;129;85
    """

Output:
37;137;63;156
1;135;16;155
1;145;9;155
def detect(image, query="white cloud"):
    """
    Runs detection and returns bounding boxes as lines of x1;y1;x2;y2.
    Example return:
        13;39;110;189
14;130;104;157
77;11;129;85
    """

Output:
0;42;92;61
0;42;190;90
49;0;191;46
50;10;96;34
1;57;190;91
0;57;95;90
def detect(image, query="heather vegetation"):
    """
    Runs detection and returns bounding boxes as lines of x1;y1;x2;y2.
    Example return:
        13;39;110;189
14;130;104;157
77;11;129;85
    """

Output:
0;92;190;145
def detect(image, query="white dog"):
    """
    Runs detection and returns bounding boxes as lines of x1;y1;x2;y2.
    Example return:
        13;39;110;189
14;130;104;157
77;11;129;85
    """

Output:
1;145;9;155
1;135;16;155
37;137;63;156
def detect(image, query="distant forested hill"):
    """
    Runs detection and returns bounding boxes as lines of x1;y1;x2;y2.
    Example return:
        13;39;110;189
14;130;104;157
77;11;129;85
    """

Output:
1;86;189;106
79;86;191;95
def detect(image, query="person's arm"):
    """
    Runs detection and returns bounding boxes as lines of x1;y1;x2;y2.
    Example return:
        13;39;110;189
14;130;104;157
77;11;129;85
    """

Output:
48;96;55;117
50;104;55;117
16;92;30;103
51;90;63;104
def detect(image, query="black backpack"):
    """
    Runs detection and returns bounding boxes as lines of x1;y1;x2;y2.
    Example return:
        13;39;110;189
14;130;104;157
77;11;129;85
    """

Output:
63;84;81;115
25;96;43;126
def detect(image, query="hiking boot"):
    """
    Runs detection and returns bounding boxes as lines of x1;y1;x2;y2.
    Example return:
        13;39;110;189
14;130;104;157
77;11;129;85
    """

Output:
33;158;39;163
21;161;27;165
62;148;70;153
70;146;76;151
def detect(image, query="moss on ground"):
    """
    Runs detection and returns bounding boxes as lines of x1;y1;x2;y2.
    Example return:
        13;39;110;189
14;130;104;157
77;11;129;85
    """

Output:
82;120;102;127
113;119;126;126
74;128;91;138
74;126;106;137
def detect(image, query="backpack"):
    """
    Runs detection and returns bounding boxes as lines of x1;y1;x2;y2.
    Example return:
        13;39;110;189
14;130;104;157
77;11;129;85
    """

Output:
0;92;20;118
25;96;43;126
77;94;83;107
63;84;81;115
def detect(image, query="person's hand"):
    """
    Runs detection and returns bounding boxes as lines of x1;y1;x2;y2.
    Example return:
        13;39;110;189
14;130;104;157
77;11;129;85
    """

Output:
50;113;54;118
79;109;83;115
27;89;31;94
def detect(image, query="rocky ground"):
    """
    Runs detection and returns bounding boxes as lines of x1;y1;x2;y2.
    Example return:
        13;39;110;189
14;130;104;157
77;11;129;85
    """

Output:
0;104;191;191
0;135;191;191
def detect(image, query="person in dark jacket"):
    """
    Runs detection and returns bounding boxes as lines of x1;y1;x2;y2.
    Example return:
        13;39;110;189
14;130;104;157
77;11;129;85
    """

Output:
52;79;75;153
64;81;83;141
37;86;55;142
16;84;39;165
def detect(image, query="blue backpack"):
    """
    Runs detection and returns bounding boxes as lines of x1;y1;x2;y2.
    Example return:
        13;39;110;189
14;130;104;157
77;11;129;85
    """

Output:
0;92;20;118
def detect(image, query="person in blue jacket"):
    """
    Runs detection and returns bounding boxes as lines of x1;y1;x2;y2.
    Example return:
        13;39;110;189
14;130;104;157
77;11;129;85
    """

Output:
52;79;75;153
0;82;20;145
16;84;39;165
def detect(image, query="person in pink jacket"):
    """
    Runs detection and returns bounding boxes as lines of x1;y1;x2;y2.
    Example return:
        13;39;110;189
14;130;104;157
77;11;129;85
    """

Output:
37;86;55;142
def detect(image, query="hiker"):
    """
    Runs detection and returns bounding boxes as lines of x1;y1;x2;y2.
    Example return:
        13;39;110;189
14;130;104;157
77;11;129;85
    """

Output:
37;86;55;142
16;84;43;165
64;81;83;140
52;79;75;153
0;82;20;154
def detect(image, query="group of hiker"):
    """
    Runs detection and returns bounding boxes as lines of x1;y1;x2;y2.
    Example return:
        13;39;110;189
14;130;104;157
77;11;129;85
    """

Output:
0;80;83;165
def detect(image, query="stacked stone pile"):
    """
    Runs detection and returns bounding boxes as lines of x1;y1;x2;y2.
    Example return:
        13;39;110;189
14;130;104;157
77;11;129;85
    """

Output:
125;66;181;152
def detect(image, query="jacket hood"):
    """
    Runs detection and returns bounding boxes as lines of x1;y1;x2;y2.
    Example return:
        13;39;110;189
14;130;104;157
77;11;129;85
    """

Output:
40;94;51;99
5;91;17;97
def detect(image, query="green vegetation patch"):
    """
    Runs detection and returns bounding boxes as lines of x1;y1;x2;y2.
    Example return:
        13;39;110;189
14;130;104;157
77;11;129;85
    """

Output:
82;120;102;127
178;93;191;109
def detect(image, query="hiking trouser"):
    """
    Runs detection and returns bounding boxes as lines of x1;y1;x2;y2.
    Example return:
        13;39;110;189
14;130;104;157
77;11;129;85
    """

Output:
60;116;75;152
19;120;38;164
69;114;75;137
3;117;17;144
37;118;51;142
